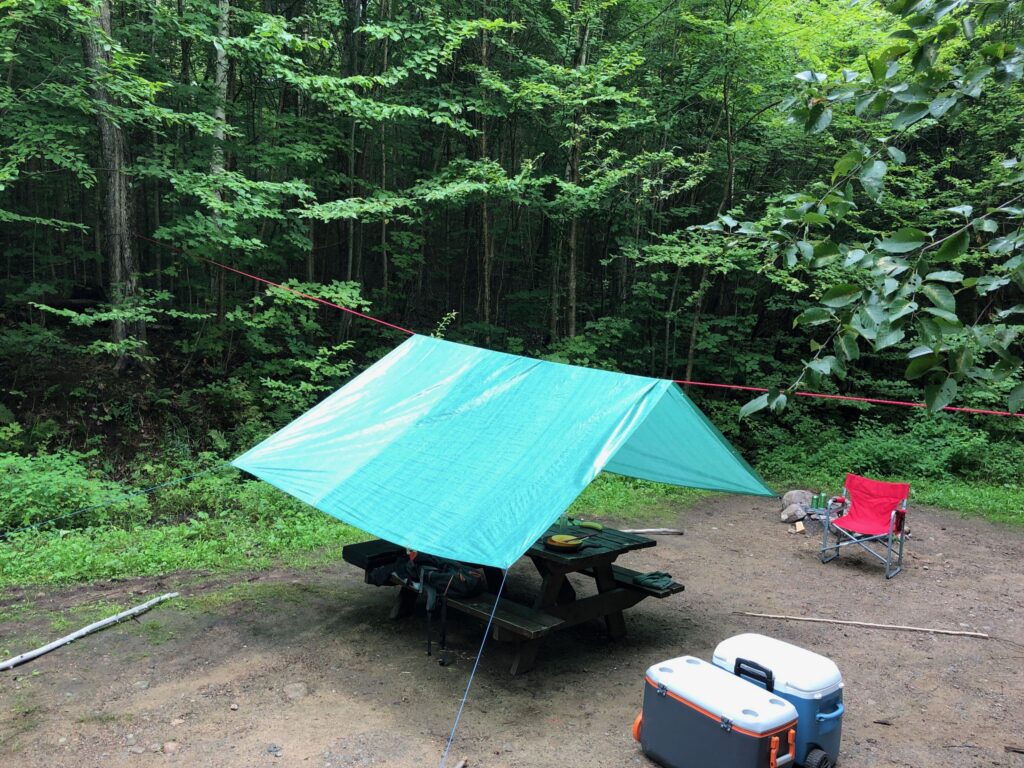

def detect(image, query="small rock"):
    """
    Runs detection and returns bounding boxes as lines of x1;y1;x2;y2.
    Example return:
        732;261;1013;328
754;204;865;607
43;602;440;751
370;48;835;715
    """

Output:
230;703;239;711
134;680;150;690
126;735;136;746
781;489;812;510
58;737;67;745
163;741;180;755
170;718;185;726
150;743;162;753
128;746;146;755
780;503;807;523
267;743;282;755
284;682;308;702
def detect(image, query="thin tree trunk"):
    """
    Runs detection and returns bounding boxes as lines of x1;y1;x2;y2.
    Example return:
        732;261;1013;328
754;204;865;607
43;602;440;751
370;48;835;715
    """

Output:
82;0;144;371
211;0;229;322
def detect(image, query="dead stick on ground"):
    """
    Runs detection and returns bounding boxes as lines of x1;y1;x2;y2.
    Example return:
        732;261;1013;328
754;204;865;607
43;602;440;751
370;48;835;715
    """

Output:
620;528;684;535
737;612;989;639
0;592;180;671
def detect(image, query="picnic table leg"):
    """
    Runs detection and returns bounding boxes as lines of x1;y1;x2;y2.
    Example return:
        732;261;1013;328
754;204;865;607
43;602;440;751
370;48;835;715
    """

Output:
530;558;576;608
509;639;541;675
389;587;418;619
592;563;628;640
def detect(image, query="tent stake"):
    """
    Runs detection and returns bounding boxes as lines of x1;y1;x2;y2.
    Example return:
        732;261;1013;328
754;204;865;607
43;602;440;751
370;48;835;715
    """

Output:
737;611;989;639
0;592;180;671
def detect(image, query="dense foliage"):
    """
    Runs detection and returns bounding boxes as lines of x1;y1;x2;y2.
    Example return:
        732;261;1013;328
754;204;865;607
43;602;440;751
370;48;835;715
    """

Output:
1;0;1022;555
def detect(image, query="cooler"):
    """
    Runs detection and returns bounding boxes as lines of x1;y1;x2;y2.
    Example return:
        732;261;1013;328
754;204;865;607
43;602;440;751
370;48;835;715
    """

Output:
713;634;844;768
633;655;798;768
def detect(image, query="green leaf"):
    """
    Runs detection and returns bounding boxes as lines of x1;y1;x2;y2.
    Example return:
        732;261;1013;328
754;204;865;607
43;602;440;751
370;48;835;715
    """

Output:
946;205;973;218
807;105;833;134
887;146;906;164
893;103;930;130
878;227;928;253
739;393;769;419
796;70;826;83
833;150;863;182
906;352;942;379
859;160;888;199
794;307;834;327
924;377;958;412
1009;383;1024;414
835;332;860;361
873;326;905;351
935;230;969;260
769;392;788;414
929;92;958;118
921;282;956;313
820;284;863;308
924;269;964;283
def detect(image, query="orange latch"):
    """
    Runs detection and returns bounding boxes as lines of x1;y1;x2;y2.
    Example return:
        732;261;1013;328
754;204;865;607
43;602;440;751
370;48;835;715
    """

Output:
769;735;779;768
788;728;796;761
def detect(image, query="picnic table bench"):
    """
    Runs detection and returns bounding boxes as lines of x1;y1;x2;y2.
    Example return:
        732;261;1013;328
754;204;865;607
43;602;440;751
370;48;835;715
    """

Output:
342;523;683;674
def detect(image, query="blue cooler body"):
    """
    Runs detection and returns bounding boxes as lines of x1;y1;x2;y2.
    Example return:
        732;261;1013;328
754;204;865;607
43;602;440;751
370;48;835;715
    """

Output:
713;634;843;768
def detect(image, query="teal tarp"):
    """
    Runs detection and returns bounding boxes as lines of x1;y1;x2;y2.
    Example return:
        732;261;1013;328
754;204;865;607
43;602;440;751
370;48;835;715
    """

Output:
232;335;773;568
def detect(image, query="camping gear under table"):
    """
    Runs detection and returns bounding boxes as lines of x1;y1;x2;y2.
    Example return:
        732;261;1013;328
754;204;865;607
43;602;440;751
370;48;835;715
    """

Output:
341;524;684;674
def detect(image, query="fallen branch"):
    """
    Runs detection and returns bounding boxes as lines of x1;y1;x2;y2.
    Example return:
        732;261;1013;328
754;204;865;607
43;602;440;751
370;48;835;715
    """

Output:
737;612;989;639
1006;745;1024;755
0;592;179;671
620;528;684;535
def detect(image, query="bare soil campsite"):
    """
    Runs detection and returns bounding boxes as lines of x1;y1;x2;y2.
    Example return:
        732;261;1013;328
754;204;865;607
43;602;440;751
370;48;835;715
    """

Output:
2;494;1022;768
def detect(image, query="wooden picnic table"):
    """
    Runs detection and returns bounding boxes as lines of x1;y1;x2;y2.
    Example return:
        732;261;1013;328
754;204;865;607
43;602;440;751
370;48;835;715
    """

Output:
341;523;683;674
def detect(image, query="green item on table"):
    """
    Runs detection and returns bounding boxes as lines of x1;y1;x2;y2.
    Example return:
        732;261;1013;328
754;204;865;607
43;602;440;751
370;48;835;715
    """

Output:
632;571;674;590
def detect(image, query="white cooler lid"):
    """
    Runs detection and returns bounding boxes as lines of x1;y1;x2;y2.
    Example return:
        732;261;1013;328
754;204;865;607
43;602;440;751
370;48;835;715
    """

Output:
646;656;797;734
712;633;843;698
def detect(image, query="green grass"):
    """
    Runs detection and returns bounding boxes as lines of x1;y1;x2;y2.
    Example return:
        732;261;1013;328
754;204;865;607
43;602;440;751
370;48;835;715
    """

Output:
569;473;711;521
0;511;366;590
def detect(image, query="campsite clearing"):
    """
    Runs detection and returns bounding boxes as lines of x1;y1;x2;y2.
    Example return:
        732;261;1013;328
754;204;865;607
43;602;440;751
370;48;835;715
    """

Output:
1;494;1022;768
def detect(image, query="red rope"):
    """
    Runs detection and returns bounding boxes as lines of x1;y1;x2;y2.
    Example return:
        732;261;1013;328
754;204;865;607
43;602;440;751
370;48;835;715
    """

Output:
134;234;415;335
674;379;1024;418
135;232;1021;418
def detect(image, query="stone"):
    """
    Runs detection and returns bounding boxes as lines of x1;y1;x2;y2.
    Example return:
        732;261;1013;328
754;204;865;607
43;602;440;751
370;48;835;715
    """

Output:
150;743;162;753
780;503;807;523
781;490;813;510
283;682;308;701
163;741;180;755
134;680;150;690
170;718;185;726
230;703;239;711
125;735;136;746
128;746;146;755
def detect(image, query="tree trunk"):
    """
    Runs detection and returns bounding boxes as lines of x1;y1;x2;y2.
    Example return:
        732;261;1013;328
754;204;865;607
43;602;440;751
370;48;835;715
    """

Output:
211;0;229;321
82;0;144;371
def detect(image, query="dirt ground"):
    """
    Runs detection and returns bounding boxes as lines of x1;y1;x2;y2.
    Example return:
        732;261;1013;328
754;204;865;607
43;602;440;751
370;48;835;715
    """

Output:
2;494;1024;768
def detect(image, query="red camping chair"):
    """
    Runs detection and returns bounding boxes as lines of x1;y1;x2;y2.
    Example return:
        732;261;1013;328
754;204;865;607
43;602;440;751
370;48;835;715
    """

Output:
820;473;910;579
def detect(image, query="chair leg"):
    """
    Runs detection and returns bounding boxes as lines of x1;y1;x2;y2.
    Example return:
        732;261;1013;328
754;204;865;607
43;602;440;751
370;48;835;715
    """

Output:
885;516;903;579
820;518;839;564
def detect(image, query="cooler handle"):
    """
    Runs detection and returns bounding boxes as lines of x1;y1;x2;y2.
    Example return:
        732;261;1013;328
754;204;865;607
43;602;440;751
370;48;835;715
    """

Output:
816;702;845;722
734;657;775;693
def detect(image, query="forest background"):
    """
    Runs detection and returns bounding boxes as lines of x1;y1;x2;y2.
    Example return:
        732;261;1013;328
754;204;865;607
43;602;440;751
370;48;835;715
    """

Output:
1;0;1022;586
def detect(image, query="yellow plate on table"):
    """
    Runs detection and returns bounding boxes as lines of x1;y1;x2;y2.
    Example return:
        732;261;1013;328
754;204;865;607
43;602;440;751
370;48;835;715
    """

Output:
545;534;584;552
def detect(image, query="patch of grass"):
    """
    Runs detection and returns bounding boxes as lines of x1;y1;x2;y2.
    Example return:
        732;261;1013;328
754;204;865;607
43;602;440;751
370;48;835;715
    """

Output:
570;473;711;521
180;581;348;615
0;601;38;623
135;620;174;645
49;600;128;633
0;512;366;589
75;711;124;725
